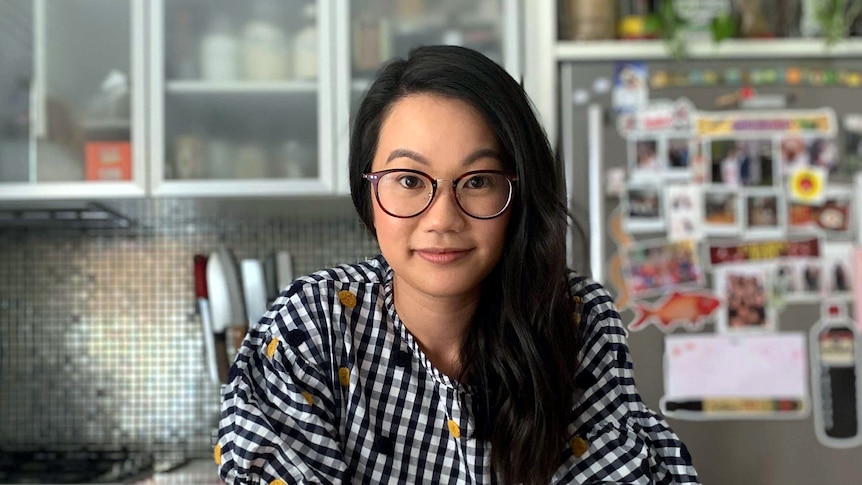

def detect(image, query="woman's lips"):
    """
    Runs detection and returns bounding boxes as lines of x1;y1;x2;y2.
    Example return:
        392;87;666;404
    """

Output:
414;249;470;264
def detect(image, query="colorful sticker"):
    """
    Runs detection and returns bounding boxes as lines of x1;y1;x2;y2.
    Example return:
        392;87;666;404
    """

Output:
695;109;837;138
662;333;809;420
612;61;648;114
707;237;820;267
628;290;720;332
616;98;696;137
608;208;636;312
810;301;862;448
788;166;827;205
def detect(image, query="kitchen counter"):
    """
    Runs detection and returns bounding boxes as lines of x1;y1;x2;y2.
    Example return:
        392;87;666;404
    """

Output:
133;459;223;484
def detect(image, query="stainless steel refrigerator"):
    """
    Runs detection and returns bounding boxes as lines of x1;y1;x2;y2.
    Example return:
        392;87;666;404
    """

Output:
560;56;862;484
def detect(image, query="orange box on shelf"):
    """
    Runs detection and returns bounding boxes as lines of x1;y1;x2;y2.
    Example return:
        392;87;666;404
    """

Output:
85;141;132;181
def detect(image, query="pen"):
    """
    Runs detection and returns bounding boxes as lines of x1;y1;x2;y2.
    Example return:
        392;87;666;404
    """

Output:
665;398;804;412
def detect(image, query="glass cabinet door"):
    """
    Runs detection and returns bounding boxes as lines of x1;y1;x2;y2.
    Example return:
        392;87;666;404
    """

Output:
152;0;333;197
335;0;520;193
0;0;146;199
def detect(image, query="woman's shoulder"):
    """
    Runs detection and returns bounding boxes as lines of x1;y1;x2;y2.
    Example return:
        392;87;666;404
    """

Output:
567;273;618;314
566;272;624;338
291;254;390;290
260;255;390;336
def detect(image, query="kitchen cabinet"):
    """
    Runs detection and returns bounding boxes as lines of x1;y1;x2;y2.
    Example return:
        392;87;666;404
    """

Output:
0;0;147;201
151;0;522;197
0;0;526;200
149;0;336;197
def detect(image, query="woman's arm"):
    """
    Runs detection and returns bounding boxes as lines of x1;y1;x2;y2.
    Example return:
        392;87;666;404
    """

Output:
217;287;348;484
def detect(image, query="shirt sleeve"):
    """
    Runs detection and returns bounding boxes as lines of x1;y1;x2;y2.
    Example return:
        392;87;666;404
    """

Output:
216;283;349;484
556;279;701;484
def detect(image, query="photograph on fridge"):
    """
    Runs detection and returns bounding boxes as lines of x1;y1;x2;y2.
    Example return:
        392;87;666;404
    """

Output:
743;188;786;239
772;258;824;303
667;137;692;169
628;137;661;176
709;138;776;187
622;239;703;299
622;183;665;233
702;186;742;236
779;135;839;176
788;186;854;239
821;242;855;299
714;263;776;334
840;114;862;183
666;184;703;242
771;260;799;301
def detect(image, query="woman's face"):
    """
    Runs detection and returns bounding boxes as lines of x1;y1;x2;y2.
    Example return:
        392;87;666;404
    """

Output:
370;94;511;302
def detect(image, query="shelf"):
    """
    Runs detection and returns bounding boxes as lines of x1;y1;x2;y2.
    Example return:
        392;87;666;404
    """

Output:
81;118;131;132
555;38;862;62
165;80;318;94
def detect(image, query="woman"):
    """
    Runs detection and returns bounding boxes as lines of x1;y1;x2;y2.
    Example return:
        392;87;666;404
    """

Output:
216;45;699;484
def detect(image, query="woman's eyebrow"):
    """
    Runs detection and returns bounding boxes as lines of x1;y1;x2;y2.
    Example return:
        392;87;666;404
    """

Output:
385;148;501;166
386;148;429;165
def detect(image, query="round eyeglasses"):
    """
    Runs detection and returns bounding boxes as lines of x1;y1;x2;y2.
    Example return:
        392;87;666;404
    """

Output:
363;169;518;219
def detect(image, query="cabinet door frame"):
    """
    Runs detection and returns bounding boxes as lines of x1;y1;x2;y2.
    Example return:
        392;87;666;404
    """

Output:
0;0;148;201
148;0;337;198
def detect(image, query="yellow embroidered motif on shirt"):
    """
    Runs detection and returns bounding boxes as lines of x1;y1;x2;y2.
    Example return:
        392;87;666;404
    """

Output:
571;294;583;326
447;419;461;439
269;480;287;485
213;444;221;464
571;436;589;457
338;367;350;387
301;390;314;405
266;337;279;359
338;290;357;308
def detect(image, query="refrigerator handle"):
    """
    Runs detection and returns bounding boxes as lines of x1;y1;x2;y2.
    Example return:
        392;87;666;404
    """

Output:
587;103;605;284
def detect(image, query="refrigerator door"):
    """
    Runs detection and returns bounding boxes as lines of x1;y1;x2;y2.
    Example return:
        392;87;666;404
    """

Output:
561;57;862;484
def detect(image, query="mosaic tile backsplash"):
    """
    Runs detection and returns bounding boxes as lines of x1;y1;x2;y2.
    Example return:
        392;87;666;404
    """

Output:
0;198;379;466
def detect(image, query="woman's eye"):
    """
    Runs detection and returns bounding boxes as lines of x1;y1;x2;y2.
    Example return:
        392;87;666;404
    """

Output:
397;175;424;189
465;176;489;189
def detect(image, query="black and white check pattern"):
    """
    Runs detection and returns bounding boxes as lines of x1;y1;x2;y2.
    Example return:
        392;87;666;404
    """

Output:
217;255;700;484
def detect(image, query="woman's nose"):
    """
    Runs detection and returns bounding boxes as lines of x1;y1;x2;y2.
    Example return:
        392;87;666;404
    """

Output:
422;183;467;231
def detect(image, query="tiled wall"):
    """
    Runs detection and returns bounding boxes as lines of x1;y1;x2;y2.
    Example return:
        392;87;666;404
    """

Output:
0;198;378;465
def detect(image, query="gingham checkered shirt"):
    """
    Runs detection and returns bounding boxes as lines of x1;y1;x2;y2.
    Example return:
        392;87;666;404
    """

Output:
217;255;699;484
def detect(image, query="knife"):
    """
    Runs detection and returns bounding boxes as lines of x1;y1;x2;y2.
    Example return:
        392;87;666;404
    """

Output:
194;254;223;384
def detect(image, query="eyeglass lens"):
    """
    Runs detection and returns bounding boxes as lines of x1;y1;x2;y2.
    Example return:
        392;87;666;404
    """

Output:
374;171;513;218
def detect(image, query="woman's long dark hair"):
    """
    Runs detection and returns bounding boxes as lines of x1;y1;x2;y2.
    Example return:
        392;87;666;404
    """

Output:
349;45;580;485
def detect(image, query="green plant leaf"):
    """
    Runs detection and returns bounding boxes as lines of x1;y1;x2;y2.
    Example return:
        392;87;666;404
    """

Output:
711;14;736;43
644;14;661;36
